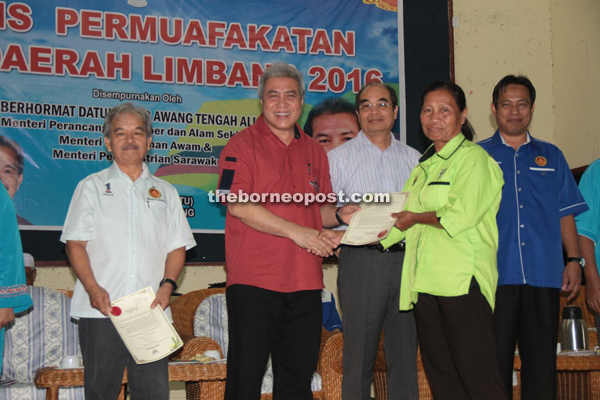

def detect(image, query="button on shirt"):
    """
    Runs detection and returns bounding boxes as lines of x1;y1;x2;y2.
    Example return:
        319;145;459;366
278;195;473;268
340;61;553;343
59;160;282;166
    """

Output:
575;159;600;269
479;131;588;288
61;163;196;319
328;131;421;220
382;134;504;310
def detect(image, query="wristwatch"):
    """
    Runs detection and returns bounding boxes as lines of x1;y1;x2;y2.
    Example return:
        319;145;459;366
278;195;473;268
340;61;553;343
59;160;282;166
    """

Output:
335;207;344;225
159;278;178;292
566;257;585;268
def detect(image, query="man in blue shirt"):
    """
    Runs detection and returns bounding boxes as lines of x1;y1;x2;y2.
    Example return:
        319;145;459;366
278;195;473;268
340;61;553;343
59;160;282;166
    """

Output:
479;75;588;399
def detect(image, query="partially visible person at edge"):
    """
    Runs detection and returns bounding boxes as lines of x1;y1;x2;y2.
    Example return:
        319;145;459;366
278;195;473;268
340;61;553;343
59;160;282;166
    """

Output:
0;182;32;375
479;75;587;399
216;62;355;400
575;159;600;344
61;102;196;399
303;97;360;153
0;135;31;225
381;81;508;399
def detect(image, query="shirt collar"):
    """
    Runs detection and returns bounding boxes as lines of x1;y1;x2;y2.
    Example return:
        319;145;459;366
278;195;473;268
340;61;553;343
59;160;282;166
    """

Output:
106;162;149;181
419;133;467;163
355;130;397;150
255;115;304;144
499;130;531;147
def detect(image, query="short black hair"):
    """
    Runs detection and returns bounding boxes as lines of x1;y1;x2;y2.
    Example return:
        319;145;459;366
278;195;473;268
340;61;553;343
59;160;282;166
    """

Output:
303;98;357;137
492;75;536;107
355;83;398;111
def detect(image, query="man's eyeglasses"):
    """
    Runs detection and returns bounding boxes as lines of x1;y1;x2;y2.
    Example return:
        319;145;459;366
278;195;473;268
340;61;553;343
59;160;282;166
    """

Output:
358;102;390;112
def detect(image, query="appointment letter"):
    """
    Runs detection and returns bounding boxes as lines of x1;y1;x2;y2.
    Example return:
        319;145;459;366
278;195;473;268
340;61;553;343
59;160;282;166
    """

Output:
340;192;409;246
109;287;183;364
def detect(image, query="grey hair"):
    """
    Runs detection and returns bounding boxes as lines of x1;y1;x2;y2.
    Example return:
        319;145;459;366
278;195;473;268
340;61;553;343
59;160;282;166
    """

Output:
0;135;24;176
102;103;153;139
258;62;305;101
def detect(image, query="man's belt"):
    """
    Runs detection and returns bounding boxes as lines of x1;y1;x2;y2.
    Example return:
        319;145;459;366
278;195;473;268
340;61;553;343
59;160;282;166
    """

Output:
363;241;405;253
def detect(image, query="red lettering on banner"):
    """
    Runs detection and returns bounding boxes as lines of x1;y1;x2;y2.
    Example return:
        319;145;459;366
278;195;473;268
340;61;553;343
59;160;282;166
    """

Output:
0;43;28;72
164;56;174;83
130;15;157;43
223;23;247;50
271;26;294;53
56;7;79;36
247;24;272;51
80;10;103;39
79;50;105;78
227;61;250;88
207;21;227;47
290;28;313;54
29;46;53;74
206;59;226;86
105;52;131;80
105;12;128;40
0;3;5;30
176;57;203;85
182;20;207;46
310;29;333;55
159;17;183;45
4;3;33;32
333;30;355;56
142;55;163;82
55;48;79;76
251;62;269;88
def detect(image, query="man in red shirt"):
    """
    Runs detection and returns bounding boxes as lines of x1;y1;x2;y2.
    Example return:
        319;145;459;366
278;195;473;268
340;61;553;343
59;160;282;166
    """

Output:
217;63;347;399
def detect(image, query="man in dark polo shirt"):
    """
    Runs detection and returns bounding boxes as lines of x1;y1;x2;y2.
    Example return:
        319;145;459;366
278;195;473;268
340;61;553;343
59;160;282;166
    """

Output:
216;62;347;400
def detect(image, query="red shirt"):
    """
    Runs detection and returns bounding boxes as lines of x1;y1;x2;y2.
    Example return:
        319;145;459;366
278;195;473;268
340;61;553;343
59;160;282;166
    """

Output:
217;116;333;292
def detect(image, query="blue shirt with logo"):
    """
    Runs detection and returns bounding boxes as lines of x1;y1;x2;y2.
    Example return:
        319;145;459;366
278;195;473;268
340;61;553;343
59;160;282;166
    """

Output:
479;131;588;288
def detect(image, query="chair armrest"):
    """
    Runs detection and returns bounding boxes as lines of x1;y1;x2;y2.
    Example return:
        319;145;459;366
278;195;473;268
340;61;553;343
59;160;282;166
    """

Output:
35;367;86;389
318;331;343;400
180;336;224;361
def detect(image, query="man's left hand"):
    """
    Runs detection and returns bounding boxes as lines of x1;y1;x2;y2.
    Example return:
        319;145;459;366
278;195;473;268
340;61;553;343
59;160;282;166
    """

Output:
151;285;173;310
0;307;15;329
562;262;582;301
338;204;361;225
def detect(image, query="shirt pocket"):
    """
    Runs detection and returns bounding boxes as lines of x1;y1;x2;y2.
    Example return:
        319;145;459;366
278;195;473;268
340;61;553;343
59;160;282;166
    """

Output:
420;181;451;211
528;167;557;193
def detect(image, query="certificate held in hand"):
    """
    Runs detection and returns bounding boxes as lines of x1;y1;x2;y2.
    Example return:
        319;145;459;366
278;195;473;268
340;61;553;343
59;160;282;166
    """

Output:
109;287;183;364
340;192;409;246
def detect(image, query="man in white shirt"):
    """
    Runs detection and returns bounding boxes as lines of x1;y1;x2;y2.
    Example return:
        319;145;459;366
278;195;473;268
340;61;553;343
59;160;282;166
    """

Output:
328;83;421;399
61;103;196;400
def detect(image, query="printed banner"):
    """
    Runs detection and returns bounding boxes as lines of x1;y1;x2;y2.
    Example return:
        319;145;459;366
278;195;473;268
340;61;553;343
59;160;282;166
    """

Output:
0;0;401;231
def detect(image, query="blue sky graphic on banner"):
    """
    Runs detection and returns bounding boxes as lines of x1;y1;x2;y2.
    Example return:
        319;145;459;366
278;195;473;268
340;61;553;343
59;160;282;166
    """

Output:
0;0;400;232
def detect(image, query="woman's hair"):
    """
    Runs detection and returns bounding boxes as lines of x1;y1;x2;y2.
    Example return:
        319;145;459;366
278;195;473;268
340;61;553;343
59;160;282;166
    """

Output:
420;81;475;141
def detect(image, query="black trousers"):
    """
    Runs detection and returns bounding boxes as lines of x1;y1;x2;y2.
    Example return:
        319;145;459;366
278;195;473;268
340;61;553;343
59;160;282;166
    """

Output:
224;284;322;400
79;318;169;400
493;285;559;400
414;279;508;400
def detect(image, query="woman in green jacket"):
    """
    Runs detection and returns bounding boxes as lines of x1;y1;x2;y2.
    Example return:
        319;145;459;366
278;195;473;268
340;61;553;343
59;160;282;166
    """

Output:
381;81;507;399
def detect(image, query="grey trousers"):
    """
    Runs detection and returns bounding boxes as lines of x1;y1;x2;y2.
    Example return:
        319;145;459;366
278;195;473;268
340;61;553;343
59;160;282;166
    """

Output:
338;246;418;400
79;318;169;400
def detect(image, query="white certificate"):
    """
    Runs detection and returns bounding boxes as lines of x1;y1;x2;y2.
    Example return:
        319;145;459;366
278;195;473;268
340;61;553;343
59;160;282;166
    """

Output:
109;287;183;364
340;192;409;246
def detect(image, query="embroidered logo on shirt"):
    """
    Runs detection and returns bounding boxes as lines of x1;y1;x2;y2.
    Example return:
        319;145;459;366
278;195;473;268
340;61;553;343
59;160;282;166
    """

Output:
438;168;447;179
148;187;162;199
309;177;320;193
535;156;547;167
103;183;113;196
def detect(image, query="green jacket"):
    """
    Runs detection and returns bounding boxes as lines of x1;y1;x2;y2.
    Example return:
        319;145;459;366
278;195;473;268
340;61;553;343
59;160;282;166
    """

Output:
381;133;503;310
